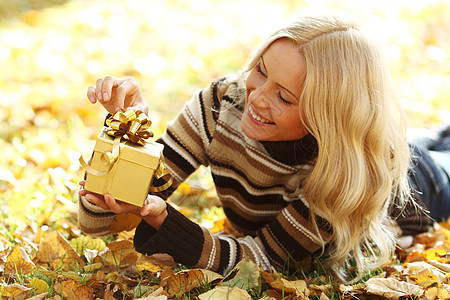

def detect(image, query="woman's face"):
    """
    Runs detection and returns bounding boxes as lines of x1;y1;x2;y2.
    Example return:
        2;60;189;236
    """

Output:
241;38;308;141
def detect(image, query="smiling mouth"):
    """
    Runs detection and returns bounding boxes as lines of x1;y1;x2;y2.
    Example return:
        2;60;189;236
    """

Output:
248;106;275;124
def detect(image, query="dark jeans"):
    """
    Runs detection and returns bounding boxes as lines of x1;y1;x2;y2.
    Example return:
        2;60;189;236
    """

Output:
408;130;450;221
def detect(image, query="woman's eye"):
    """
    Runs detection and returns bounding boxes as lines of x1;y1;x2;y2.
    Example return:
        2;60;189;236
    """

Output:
256;65;266;77
278;92;292;105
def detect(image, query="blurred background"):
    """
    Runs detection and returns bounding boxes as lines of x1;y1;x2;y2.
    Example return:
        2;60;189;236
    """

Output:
0;0;449;235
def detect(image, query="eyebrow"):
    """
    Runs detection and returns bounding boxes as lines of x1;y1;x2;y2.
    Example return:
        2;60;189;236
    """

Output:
261;56;299;100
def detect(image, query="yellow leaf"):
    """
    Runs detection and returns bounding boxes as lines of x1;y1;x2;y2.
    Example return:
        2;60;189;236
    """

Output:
410;269;439;288
70;235;106;256
36;231;85;270
0;283;31;298
103;240;139;268
199;286;251;300
53;279;94;300
268;277;310;297
4;245;36;275
110;213;141;233
83;262;103;272
424;247;448;261
136;255;163;273
29;278;49;294
163;269;204;297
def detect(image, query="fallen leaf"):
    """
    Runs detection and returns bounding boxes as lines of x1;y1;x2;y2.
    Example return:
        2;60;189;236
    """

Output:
29;278;49;294
424;286;450;300
4;245;36;274
365;277;423;299
103;240;139;268
53;279;94;300
268;277;310;297
199;286;252;300
404;251;428;264
319;292;331;300
0;283;31;299
424;247;449;261
428;260;450;273
70;235;106;256
163;269;204;297
219;257;260;290
410;268;439;288
110;213;141;233
35;231;85;270
83;262;103;272
26;292;49;300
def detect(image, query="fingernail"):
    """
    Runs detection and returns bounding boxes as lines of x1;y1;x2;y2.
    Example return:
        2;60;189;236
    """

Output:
89;96;96;103
103;93;109;101
97;92;102;101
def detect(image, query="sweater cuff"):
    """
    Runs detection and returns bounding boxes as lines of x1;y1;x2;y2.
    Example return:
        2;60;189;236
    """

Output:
134;204;204;267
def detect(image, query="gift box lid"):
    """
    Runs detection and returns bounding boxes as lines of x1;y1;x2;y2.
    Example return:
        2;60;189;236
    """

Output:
94;128;163;167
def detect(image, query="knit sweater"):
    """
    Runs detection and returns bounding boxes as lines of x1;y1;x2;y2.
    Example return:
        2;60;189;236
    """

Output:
78;75;430;274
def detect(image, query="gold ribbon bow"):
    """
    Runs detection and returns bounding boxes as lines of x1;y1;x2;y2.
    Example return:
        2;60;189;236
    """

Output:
79;109;172;193
105;109;154;145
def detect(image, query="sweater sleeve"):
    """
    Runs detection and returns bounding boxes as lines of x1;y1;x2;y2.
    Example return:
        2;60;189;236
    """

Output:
389;193;431;236
134;199;332;275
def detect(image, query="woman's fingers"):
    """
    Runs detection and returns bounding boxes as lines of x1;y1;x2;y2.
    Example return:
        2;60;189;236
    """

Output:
84;193;110;210
104;194;140;214
139;195;166;217
87;86;97;103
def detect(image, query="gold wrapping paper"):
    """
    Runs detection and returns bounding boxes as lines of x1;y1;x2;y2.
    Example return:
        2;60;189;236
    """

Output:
82;128;164;206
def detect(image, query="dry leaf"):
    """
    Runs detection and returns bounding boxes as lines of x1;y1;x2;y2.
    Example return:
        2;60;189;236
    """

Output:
424;247;449;261
83;262;103;272
404;262;447;282
268;277;310;297
29;278;49;294
424;286;450;300
136;255;165;273
219;257;260;290
410;269;439;288
0;283;31;299
428;260;450;273
53;279;94;300
139;253;176;270
103;240;139;268
199;286;252;300
26;292;49;300
70;235;106;256
110;213;141;233
4;245;36;274
404;251;428;264
319;292;331;300
365;277;423;299
35;231;85;270
163;269;204;297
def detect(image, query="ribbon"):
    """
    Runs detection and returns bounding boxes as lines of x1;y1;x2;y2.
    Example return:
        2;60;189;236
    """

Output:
79;109;173;194
105;109;153;145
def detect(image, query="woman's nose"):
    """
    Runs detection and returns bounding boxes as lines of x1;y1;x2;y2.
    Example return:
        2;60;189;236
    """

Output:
249;84;270;108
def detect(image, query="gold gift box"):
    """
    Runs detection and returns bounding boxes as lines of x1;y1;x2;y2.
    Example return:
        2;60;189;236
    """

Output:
84;128;164;206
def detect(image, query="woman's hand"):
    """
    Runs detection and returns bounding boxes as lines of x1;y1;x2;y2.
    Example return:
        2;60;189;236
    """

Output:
79;180;167;230
87;76;149;115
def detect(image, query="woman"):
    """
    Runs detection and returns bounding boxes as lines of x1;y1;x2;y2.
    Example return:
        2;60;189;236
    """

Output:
78;13;436;282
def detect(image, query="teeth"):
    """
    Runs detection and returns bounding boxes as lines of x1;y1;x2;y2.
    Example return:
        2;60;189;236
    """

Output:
249;106;272;124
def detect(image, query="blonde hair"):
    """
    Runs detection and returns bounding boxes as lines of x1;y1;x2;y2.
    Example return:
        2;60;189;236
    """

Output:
241;13;411;282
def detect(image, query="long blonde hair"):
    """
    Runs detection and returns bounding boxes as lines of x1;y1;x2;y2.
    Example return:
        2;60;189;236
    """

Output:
241;13;411;282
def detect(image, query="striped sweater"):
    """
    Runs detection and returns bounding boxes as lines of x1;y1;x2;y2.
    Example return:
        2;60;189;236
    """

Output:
78;75;430;275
